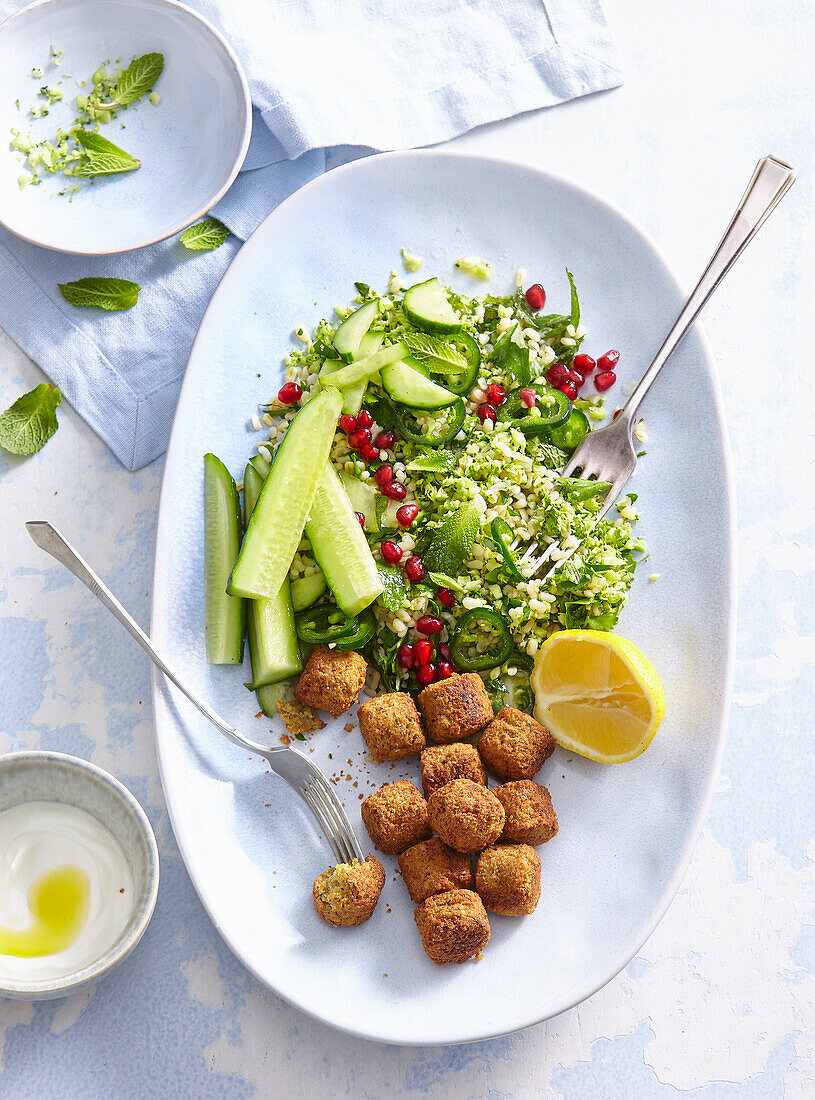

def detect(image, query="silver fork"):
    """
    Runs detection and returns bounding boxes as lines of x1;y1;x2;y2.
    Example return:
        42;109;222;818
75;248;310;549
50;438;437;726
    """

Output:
25;521;365;866
524;154;795;577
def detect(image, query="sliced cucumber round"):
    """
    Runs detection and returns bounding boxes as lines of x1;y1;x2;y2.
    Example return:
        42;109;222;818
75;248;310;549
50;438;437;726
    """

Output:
333;299;378;361
403;278;462;334
380;360;457;410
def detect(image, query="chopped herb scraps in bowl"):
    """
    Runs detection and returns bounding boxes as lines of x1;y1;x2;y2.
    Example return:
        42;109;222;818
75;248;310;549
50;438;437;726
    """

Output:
0;0;251;253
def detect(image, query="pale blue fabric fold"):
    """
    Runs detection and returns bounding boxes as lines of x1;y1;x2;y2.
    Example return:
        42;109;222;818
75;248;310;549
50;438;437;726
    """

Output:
0;0;621;469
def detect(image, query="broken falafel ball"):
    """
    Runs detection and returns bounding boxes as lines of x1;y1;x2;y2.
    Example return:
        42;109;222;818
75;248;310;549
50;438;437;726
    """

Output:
294;644;367;717
475;843;542;916
357;691;426;762
477;706;555;781
312;855;386;927
414;888;491;965
427;777;505;853
398;836;475;903
361;779;432;855
417;672;494;744
494;780;559;845
420;742;487;799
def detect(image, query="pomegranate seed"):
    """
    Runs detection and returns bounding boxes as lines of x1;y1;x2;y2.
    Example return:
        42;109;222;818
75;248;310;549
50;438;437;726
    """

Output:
405;555;425;583
437;588;455;609
569;369;585;389
525;283;546;311
338;414;357;434
597;350;620;372
613;408;621;420
416;663;436;687
381;540;403;565
434;661;454;681
354;511;366;528
414;639;434;665
360;443;379;462
374;463;393;487
381;480;406;500
520;388;537;409
278;382;302;404
436;641;451;660
396;503;419;528
485;383;506;406
476;404;497;424
546;363;570;387
348;427;371;450
374;431;395;450
416;614;443;636
559;381;578;401
574;353;596;374
356;409;373;429
397;643;415;669
594;370;617;393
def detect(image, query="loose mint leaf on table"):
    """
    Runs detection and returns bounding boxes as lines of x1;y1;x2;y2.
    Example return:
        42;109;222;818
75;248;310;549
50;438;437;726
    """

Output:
179;217;230;252
0;383;61;455
73;131;140;177
113;52;164;106
58;277;140;311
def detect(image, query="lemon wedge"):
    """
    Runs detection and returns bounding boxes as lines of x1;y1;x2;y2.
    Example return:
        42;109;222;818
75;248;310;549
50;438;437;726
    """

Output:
531;629;665;763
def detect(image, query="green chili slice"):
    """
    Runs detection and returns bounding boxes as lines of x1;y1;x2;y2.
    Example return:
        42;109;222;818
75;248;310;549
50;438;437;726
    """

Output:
450;607;513;672
442;332;481;395
394;398;465;447
332;608;376;650
295;605;358;644
490;517;524;580
496;384;571;435
547;408;589;452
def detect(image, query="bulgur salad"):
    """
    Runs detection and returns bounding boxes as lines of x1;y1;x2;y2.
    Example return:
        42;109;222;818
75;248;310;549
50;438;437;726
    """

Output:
203;263;646;719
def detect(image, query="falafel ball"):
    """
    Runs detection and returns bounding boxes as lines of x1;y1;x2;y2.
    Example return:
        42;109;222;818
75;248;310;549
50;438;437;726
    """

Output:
420;742;487;799
313;855;386;927
358;691;426;762
294;644;367;717
494;780;559;845
417;672;494;744
427;777;505;853
398;837;475;903
475;844;542;916
361;780;432;855
477;706;556;781
414;888;491;965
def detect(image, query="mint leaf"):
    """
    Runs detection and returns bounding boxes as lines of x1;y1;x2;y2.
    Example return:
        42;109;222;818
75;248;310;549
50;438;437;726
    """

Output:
424;504;480;575
0;384;61;456
405;450;456;474
113;53;164;106
73;131;140;177
376;565;409;611
401;331;467;375
566;268;580;327
493;323;530;385
179;217;229;252
58;277;140;311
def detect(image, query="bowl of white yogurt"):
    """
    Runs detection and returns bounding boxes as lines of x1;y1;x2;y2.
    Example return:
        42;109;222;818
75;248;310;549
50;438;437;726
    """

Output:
0;750;159;999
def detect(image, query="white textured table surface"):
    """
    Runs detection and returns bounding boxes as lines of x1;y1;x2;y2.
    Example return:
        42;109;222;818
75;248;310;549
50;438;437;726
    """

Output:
1;0;814;1096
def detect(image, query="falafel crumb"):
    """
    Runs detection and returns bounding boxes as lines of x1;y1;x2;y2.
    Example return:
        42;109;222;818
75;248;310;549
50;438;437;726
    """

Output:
344;723;355;732
277;700;327;736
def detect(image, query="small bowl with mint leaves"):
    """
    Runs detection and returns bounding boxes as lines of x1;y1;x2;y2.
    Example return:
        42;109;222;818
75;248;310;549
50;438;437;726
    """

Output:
0;0;251;254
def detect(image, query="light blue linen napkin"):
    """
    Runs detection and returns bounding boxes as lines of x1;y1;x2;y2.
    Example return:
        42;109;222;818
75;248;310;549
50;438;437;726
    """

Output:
0;0;621;469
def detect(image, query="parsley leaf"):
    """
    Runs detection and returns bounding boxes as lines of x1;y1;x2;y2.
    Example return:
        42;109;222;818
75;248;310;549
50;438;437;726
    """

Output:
113;53;164;106
58;277;140;311
0;383;61;456
179;217;230;252
73;131;140;176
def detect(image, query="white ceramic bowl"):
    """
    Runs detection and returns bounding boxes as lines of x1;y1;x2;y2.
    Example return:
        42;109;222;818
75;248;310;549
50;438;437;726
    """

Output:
0;0;251;254
0;750;159;999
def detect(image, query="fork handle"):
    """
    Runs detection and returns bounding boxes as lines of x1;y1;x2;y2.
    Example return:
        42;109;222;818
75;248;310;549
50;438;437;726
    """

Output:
24;521;268;755
621;155;795;423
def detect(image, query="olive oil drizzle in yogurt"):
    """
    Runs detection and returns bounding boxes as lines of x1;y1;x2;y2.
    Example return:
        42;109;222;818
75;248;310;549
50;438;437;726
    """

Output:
0;865;90;958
